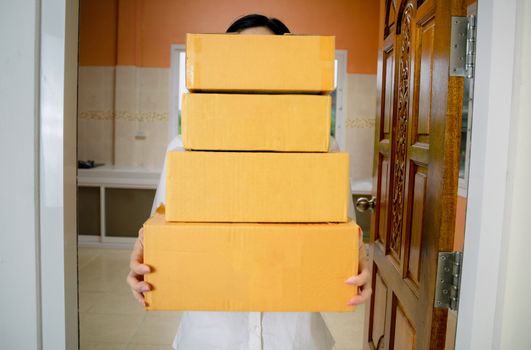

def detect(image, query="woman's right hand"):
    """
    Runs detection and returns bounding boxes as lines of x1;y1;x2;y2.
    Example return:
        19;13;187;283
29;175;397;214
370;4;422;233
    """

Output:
126;228;151;306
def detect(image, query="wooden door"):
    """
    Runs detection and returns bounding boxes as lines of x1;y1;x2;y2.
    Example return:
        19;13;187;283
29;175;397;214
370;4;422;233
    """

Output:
364;0;465;349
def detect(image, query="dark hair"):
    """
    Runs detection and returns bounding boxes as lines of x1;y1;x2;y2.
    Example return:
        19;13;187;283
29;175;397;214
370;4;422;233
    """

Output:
226;14;290;35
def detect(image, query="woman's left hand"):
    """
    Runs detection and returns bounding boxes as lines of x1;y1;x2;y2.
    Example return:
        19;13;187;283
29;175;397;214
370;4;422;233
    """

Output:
345;241;372;306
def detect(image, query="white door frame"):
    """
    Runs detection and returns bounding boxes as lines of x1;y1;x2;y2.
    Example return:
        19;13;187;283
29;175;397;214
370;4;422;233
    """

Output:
1;0;78;349
456;0;524;348
41;1;79;348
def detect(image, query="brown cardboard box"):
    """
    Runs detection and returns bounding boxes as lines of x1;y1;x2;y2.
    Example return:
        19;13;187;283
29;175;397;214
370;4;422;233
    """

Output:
144;208;359;311
165;150;349;223
182;93;331;152
186;34;335;92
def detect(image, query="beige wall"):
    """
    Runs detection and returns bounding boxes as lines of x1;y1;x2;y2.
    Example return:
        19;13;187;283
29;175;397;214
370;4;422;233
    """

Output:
345;74;377;187
77;67;115;164
113;66;169;169
78;66;169;169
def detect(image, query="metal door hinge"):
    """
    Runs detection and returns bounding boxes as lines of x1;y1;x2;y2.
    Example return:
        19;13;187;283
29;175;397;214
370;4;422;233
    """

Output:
450;15;477;78
434;251;463;310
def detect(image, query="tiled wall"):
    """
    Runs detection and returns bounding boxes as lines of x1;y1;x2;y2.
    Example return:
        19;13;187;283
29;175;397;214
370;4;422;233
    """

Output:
78;66;115;164
114;67;169;169
345;74;377;187
78;66;170;170
78;68;377;181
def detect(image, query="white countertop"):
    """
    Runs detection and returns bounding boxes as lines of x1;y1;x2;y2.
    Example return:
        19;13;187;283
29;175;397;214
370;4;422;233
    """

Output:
350;178;373;195
78;166;372;193
77;165;161;188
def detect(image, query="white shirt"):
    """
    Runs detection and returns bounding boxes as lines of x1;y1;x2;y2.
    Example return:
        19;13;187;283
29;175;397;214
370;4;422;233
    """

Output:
152;136;355;350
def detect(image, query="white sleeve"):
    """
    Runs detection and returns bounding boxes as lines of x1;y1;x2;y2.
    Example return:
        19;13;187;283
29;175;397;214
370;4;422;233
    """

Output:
151;136;184;215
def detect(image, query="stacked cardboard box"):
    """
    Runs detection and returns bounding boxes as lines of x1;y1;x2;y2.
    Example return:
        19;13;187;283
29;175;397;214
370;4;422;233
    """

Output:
143;34;359;312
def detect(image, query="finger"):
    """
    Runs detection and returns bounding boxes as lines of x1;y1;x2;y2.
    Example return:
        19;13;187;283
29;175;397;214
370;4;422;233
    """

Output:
127;228;149;308
345;268;370;286
126;270;137;288
129;238;151;275
345;275;360;285
126;271;151;307
126;271;150;292
358;249;370;271
347;286;372;306
131;289;146;306
126;272;151;293
138;227;144;244
130;238;144;266
131;262;151;276
128;280;151;307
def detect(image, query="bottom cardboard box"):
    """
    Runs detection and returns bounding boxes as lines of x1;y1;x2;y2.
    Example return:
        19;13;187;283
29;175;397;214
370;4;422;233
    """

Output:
143;207;359;312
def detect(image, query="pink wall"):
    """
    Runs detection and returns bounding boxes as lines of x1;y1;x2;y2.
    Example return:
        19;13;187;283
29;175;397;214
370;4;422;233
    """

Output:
79;0;380;74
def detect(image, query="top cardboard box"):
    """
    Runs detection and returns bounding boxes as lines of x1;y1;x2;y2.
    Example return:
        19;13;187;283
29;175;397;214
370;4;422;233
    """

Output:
186;34;335;93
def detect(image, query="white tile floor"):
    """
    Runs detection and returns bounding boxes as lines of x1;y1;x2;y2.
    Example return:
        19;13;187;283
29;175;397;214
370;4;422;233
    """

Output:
78;247;364;350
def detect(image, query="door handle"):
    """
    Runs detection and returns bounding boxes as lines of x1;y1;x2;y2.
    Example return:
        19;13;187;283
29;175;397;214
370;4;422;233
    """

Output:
356;196;376;212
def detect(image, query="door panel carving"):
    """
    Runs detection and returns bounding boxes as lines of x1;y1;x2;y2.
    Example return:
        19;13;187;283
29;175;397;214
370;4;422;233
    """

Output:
389;1;414;264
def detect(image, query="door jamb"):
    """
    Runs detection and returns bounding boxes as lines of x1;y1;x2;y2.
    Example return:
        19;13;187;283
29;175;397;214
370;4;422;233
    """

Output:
456;0;518;348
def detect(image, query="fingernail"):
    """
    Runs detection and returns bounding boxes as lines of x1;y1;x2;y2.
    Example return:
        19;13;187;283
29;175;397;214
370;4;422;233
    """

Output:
345;277;356;284
141;266;150;273
141;285;150;292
